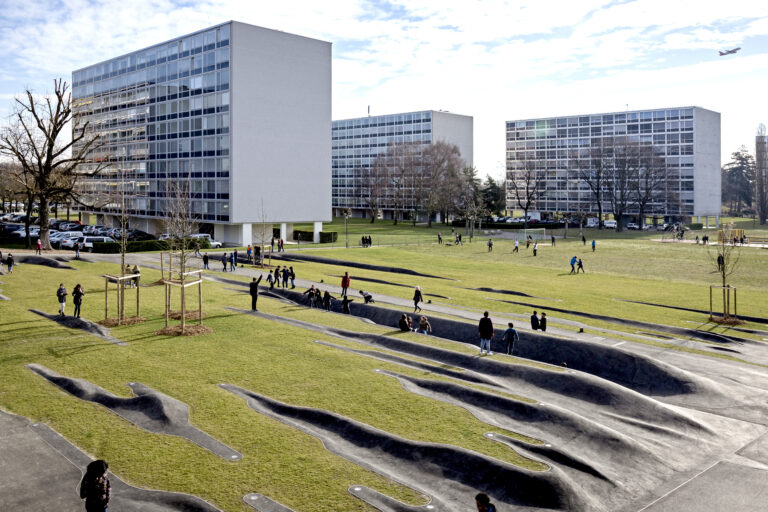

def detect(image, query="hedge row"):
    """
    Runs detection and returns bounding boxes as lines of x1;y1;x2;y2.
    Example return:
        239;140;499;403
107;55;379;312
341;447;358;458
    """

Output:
686;223;704;230
450;220;565;230
293;230;338;243
92;238;210;253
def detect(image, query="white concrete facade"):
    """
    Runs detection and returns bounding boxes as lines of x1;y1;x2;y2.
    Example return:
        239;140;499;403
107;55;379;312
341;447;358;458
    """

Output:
692;108;721;217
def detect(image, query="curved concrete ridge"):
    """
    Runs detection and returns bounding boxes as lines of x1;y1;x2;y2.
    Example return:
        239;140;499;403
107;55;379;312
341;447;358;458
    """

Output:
243;493;296;511
220;384;598;512
15;255;76;269
615;298;768;324
491;297;751;344
26;364;242;461
469;286;558;301
29;308;127;346
231;308;725;431
0;409;221;511
269;252;456;280
313;339;500;388
326;274;450;299
348;485;434;512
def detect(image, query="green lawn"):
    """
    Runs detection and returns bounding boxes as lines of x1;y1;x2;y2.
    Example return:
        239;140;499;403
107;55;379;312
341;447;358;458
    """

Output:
1;225;767;511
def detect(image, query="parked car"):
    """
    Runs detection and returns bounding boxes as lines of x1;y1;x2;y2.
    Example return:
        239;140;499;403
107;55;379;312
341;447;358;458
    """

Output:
189;233;222;248
604;220;617;229
62;236;116;251
626;222;640;230
50;232;83;248
127;229;156;241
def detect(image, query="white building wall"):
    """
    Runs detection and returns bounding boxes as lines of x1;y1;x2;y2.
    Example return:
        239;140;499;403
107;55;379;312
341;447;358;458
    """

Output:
432;111;474;166
692;107;721;217
229;22;331;225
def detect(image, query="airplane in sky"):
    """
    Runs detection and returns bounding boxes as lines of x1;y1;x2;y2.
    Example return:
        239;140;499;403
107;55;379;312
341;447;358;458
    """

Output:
719;47;741;56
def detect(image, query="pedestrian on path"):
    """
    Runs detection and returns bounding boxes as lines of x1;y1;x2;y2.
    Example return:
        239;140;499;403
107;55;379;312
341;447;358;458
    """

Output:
341;272;351;297
202;253;209;270
230;251;237;272
273;267;281;287
540;312;547;332
221;253;227;271
80;459;111;512
36;238;42;254
6;253;13;273
478;311;494;355
413;286;423;313
248;275;263;311
194;243;201;257
282;267;289;288
267;271;275;290
72;284;85;318
530;310;540;330
289;266;295;288
75;242;81;260
56;283;68;316
502;322;519;355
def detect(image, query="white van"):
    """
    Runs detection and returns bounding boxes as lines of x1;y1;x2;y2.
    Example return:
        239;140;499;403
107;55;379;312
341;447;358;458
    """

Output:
586;217;600;228
604;220;617;229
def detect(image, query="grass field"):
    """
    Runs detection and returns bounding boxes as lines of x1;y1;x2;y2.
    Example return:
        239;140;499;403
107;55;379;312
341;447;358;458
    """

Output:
1;222;767;510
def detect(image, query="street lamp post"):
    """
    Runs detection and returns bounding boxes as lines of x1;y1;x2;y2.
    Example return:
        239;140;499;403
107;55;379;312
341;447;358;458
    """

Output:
345;209;350;249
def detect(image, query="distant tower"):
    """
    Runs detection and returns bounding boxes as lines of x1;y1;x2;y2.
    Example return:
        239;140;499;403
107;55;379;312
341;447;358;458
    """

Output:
756;124;768;224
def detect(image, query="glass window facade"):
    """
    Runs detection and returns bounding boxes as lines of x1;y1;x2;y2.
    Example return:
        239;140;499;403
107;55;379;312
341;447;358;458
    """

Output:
331;111;433;212
505;107;700;217
72;23;231;222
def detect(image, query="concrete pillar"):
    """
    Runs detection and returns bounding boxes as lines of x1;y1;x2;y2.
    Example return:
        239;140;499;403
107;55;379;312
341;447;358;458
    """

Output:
313;221;323;244
715;215;720;228
240;223;252;246
280;223;294;243
705;216;709;228
81;213;91;225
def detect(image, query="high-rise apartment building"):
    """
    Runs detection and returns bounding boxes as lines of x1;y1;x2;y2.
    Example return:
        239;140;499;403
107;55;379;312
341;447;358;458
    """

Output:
505;107;721;225
756;128;768;225
72;21;331;244
332;110;473;219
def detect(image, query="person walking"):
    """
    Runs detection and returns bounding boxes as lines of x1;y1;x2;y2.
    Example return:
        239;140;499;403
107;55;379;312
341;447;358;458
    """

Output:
322;290;334;311
359;290;375;304
6;253;13;273
540;312;548;332
36;238;42;255
56;283;68;317
413;286;423;313
273;267;281;287
570;255;577;274
72;284;85;318
289;266;296;288
475;492;497;512
551;234;556;246
202;253;209;270
340;272;351;297
79;459;111;512
502;322;519;355
478;311;494;355
582;235;586;246
487;238;493;252
437;232;442;244
267;270;275;290
230;251;237;272
530;310;540;330
577;258;585;273
75;241;81;260
513;239;519;253
194;242;201;257
417;315;432;334
532;241;538;256
221;252;227;271
282;266;289;288
591;239;596;252
249;275;263;311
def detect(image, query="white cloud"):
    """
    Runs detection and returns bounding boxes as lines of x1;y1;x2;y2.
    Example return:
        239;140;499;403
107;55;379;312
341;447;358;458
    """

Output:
0;0;767;179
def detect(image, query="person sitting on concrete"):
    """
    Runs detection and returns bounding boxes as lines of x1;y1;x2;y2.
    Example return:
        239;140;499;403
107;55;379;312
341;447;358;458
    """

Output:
359;290;375;304
417;315;432;335
475;492;497;512
399;314;412;332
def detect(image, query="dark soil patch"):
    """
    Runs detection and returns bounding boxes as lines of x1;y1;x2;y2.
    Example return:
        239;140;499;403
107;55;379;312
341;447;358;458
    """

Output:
168;310;207;320
29;308;126;345
155;324;213;336
99;316;146;327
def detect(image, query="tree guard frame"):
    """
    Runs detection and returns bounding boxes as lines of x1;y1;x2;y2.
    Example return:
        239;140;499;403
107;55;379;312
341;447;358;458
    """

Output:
103;273;140;322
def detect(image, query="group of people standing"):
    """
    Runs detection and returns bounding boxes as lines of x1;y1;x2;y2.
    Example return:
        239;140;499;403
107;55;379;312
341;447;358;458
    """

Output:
476;311;520;356
361;235;372;247
569;256;585;274
56;282;85;318
266;265;296;289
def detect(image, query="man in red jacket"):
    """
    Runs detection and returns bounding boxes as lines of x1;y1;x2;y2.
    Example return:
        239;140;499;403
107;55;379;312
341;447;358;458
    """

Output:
341;271;351;297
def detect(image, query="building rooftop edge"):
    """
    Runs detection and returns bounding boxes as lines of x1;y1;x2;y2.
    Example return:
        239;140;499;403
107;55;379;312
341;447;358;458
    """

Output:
505;106;719;124
333;110;473;123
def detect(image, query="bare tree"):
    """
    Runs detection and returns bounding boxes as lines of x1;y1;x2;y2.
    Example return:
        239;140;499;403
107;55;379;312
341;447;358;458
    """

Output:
374;142;421;224
163;175;198;334
421;141;465;227
605;139;637;233
457;166;488;241
632;145;668;228
575;141;612;229
0;79;104;249
707;224;742;321
355;163;387;223
508;160;547;229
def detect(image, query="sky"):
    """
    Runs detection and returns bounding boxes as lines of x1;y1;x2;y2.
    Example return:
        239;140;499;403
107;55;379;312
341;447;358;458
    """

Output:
1;0;767;180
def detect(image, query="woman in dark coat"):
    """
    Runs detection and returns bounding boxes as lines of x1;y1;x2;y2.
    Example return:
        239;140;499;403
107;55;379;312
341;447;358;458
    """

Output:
72;284;85;318
80;459;111;512
413;286;423;313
